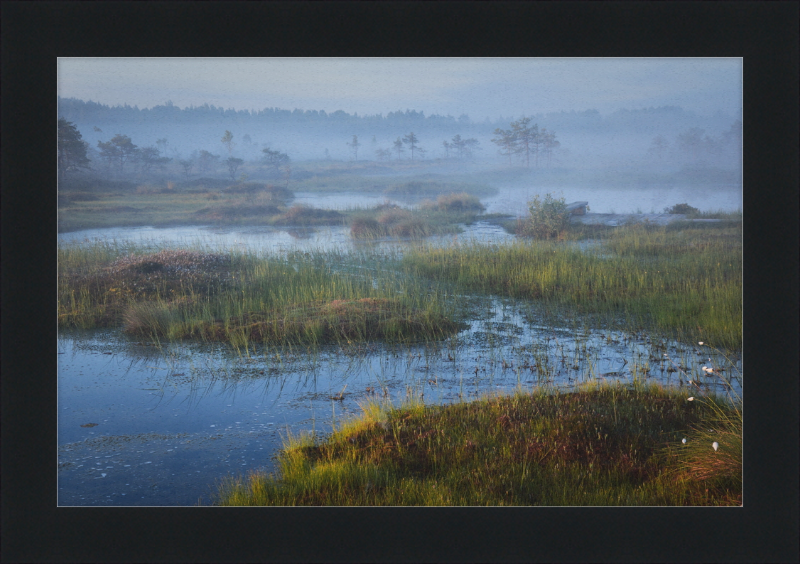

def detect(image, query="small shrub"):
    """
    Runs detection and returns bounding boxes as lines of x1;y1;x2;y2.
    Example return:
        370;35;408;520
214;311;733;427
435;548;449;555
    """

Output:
664;203;699;215
520;193;570;239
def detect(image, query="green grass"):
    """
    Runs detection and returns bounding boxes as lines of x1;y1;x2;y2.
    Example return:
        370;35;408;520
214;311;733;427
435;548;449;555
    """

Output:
214;381;741;506
402;221;742;350
58;243;464;348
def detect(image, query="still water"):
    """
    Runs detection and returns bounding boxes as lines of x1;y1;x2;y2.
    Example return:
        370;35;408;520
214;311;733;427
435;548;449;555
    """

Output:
57;185;742;506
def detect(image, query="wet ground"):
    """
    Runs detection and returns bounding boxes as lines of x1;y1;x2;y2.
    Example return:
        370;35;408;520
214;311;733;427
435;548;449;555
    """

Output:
58;185;742;505
58;300;741;506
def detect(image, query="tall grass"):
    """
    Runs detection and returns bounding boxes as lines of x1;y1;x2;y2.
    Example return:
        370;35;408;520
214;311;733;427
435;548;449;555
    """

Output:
58;242;463;348
214;381;741;506
402;221;742;350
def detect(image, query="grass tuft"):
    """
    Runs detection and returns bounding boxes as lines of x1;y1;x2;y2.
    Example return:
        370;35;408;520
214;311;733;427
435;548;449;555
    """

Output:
214;382;741;506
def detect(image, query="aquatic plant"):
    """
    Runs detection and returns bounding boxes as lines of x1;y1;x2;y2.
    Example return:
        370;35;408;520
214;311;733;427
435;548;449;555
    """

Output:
402;221;742;350
58;242;463;347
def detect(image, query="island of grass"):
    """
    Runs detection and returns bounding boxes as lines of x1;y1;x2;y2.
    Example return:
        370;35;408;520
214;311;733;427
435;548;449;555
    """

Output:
58;245;464;348
214;381;741;506
57;169;497;234
349;193;486;239
402;218;742;351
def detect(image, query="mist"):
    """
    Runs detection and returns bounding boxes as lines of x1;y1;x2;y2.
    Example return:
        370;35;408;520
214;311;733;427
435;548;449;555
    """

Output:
57;58;742;214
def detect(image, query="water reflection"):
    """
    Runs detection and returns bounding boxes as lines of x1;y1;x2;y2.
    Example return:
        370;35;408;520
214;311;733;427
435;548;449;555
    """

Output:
482;183;742;216
58;185;742;505
58;294;741;506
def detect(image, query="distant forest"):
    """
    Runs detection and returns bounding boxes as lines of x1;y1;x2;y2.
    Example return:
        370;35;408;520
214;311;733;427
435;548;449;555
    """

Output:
57;97;741;168
58;96;738;136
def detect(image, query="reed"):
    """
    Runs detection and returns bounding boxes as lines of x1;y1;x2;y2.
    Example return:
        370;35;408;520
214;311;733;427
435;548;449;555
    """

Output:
58;242;463;347
402;220;742;350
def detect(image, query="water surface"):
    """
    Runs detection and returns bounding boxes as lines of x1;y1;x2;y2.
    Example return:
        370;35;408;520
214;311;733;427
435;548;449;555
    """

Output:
58;186;742;505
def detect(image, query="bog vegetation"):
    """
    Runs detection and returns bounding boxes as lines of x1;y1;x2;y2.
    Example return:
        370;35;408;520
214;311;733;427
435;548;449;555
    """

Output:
57;115;742;505
215;381;741;506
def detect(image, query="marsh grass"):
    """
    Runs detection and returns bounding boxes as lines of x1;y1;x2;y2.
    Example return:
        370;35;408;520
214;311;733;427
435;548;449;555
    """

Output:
58;242;463;347
667;395;741;496
58;189;234;232
347;194;486;240
402;220;742;350
214;381;741;506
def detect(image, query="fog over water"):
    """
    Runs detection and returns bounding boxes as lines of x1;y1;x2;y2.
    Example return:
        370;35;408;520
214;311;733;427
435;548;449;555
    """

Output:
58;58;742;177
57;58;743;506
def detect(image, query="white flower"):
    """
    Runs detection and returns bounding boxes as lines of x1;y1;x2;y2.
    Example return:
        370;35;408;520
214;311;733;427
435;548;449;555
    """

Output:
712;441;719;452
687;397;695;401
682;438;687;444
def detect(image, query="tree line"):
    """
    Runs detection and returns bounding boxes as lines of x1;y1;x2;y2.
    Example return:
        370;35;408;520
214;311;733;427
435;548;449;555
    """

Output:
646;120;742;166
57;97;478;135
58;120;294;183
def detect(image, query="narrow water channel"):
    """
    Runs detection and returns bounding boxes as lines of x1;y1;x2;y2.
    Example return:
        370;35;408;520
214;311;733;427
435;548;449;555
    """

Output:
58;186;742;505
58;295;740;506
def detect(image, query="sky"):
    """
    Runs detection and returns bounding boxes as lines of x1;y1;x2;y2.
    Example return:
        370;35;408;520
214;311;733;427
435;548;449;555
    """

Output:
58;58;742;121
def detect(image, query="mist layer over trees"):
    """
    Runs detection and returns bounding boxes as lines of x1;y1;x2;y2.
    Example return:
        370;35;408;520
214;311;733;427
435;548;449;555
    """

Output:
57;96;742;185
